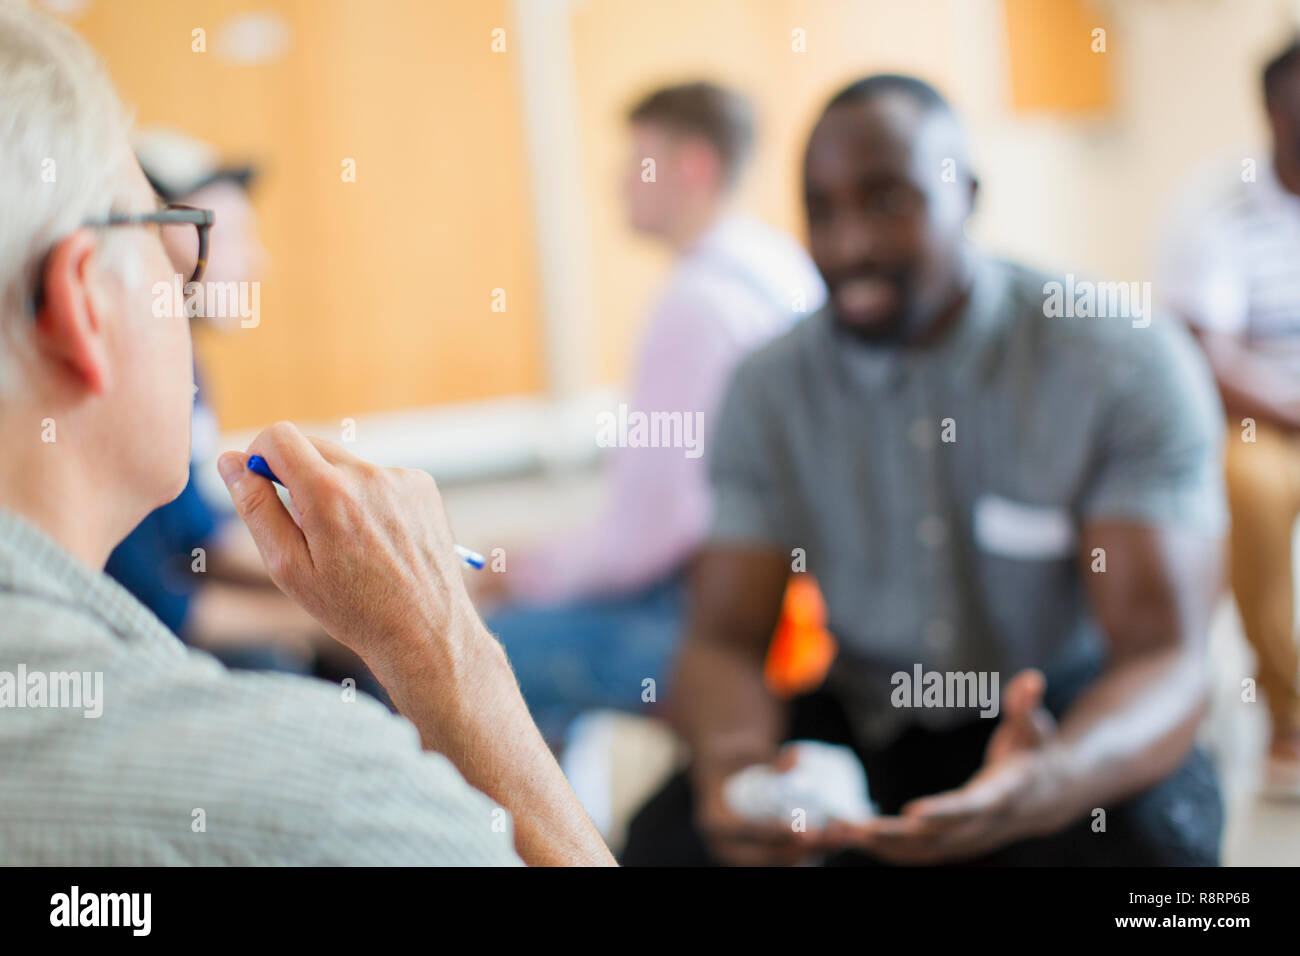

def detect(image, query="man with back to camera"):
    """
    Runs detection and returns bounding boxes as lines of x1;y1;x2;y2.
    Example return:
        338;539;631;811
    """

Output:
621;75;1228;866
0;0;612;866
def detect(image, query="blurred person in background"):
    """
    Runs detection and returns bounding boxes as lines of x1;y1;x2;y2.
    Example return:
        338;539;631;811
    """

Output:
478;82;826;742
622;74;1227;866
104;129;385;700
1157;35;1300;799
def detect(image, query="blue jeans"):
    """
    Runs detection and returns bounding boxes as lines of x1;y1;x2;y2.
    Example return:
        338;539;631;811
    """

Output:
486;576;686;742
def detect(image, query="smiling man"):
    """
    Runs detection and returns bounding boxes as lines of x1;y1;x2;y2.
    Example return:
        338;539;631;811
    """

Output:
621;74;1228;866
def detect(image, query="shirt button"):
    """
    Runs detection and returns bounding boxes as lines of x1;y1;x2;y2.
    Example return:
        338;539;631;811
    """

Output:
909;419;935;450
917;515;947;548
924;619;955;653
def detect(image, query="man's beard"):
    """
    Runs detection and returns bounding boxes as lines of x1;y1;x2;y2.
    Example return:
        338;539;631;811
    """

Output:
828;291;913;344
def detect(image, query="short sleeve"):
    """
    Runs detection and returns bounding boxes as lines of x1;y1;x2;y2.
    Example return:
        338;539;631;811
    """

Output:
707;360;786;547
1077;320;1227;533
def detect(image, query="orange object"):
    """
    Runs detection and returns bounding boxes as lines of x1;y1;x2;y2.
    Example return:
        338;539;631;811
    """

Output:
764;577;837;698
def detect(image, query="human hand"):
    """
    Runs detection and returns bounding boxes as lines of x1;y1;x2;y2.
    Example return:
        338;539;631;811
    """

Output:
694;748;831;866
823;669;1061;864
217;422;483;682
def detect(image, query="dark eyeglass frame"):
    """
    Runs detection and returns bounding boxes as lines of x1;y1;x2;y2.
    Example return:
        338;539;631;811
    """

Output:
94;203;215;285
31;203;215;314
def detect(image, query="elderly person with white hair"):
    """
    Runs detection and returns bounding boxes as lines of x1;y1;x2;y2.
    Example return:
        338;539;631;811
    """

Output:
0;0;612;866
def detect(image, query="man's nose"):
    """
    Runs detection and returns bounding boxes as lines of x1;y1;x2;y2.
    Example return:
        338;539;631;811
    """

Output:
826;215;884;271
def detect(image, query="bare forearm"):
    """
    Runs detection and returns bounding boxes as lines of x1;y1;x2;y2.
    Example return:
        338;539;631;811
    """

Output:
1197;330;1300;429
1218;375;1300;430
378;624;615;867
1029;520;1223;834
672;548;792;772
1032;647;1206;833
672;637;785;772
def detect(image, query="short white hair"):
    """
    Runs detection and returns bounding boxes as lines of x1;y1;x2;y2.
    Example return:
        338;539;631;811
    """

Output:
0;0;137;380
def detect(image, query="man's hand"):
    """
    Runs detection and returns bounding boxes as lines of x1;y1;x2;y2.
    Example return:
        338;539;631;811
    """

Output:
217;422;478;683
694;748;830;866
824;670;1062;864
1192;327;1300;431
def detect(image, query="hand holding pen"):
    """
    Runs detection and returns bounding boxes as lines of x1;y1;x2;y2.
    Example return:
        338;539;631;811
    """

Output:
217;422;491;678
245;453;485;570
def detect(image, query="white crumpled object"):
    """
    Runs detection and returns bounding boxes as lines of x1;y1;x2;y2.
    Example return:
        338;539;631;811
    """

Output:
723;740;874;827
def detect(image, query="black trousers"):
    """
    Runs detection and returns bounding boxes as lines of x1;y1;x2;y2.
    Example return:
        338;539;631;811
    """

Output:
621;677;1223;866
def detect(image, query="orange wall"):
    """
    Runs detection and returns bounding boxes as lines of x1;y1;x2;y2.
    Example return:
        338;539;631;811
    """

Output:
68;0;544;430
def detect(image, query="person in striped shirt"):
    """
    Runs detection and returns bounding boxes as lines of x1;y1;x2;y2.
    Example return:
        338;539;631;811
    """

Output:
1157;34;1300;798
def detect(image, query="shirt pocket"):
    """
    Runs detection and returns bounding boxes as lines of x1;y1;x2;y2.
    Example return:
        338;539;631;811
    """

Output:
972;494;1076;560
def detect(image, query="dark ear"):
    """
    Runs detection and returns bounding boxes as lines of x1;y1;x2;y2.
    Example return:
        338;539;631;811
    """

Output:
968;174;980;217
34;228;112;394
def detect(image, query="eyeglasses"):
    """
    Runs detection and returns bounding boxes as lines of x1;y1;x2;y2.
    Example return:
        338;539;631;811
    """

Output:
31;203;215;314
95;203;215;285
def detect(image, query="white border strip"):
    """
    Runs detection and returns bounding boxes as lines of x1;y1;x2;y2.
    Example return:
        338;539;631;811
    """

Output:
510;0;595;401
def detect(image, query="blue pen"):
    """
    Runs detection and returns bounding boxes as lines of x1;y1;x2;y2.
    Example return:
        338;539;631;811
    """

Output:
246;454;487;571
